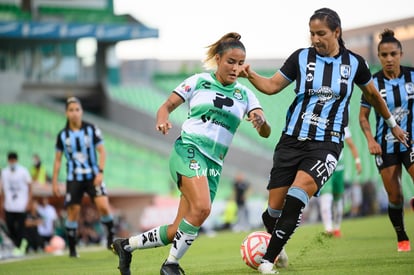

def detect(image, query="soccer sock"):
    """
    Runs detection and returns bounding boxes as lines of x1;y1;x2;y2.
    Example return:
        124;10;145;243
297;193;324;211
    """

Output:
388;203;409;241
262;187;308;263
101;215;115;244
166;219;199;263
127;225;169;252
319;193;333;232
332;198;343;230
65;220;78;253
262;207;282;234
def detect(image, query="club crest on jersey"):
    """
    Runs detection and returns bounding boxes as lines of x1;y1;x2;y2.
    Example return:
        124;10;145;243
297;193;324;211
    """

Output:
340;65;351;79
406;82;414;97
189;159;200;170
233;89;243;100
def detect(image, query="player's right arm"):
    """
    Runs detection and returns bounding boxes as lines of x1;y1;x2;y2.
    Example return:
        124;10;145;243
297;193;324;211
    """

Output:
359;105;382;155
52;150;62;197
156;92;184;135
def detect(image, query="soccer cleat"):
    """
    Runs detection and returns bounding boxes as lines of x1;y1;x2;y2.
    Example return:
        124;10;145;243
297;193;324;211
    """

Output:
275;247;289;268
397;240;411;252
69;250;79;258
107;233;114;250
258;260;279;274
160;260;186;275
111;239;132;275
333;229;342;238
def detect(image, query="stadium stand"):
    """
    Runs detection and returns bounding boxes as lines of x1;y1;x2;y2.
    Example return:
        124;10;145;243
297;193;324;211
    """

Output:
0;103;173;194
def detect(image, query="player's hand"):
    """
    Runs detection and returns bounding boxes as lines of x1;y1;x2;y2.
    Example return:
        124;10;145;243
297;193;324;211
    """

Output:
246;111;265;130
156;121;172;135
52;182;61;197
367;139;382;155
391;125;409;148
94;173;103;186
238;64;251;78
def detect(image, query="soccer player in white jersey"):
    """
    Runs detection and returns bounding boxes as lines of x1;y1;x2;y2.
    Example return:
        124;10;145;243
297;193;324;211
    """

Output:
1;152;32;256
111;32;271;275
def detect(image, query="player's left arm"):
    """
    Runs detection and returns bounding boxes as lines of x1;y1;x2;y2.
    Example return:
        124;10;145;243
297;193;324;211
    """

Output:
95;143;106;186
247;108;271;138
360;81;408;147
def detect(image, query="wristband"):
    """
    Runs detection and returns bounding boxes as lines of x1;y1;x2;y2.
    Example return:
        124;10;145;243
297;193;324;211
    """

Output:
355;158;361;164
385;116;397;128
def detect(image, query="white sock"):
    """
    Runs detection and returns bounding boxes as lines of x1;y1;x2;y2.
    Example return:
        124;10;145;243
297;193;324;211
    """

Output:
319;193;333;232
333;198;343;230
167;229;197;263
128;226;166;251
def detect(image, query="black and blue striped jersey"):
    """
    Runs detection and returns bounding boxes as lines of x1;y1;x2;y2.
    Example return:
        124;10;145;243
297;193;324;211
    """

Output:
361;66;414;153
55;121;103;181
279;47;371;143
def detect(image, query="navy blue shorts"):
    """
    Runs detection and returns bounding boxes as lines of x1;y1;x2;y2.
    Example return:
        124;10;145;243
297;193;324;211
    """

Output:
375;148;414;171
268;134;343;194
65;179;108;207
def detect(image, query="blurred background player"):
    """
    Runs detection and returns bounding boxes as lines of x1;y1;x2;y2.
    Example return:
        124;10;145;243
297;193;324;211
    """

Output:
318;126;362;237
52;96;115;257
359;28;414;252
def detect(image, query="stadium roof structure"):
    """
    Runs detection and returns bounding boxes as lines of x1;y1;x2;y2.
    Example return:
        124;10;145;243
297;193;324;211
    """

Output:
0;3;159;42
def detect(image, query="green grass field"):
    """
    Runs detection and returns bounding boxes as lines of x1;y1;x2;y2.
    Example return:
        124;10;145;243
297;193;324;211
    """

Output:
1;212;413;275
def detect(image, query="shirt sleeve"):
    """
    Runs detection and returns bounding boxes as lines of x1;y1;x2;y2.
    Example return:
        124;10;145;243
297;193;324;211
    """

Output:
279;49;302;82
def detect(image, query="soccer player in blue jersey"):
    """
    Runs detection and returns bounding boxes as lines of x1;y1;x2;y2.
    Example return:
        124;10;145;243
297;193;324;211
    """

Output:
111;32;271;275
360;29;414;253
51;97;115;257
239;8;408;274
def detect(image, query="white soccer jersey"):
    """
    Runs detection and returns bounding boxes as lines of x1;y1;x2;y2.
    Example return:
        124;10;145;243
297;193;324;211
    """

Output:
1;164;32;212
174;72;262;165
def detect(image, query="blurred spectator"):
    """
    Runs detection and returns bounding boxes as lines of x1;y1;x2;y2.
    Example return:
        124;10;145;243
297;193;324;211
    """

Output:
24;200;43;253
114;214;132;238
78;206;104;245
30;154;50;185
1;151;32;256
232;172;251;232
218;197;237;231
37;197;57;248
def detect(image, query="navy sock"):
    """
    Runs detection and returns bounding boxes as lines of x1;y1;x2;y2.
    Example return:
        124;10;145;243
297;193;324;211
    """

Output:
388;205;409;241
263;194;305;262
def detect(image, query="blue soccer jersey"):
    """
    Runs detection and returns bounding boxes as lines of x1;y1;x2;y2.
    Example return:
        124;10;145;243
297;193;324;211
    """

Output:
361;66;414;153
279;47;371;143
55;121;103;181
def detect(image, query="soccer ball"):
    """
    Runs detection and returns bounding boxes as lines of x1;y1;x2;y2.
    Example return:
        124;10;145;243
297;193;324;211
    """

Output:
45;235;66;254
240;231;271;269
